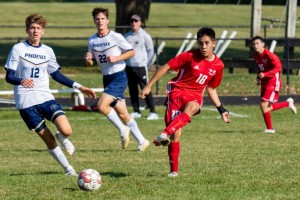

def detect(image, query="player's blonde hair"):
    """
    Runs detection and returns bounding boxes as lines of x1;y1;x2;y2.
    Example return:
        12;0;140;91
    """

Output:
25;14;47;29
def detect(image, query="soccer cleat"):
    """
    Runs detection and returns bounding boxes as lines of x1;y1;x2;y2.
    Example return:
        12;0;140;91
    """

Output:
130;112;141;119
168;171;179;177
65;166;78;176
138;139;150;152
146;113;159;120
264;129;275;134
55;132;75;156
286;98;297;114
120;126;130;149
153;133;170;146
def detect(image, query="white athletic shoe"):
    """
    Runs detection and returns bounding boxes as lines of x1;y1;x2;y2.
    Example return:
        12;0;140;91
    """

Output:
264;129;275;134
65;166;78;176
153;133;170;146
131;112;141;118
147;113;159;120
120;126;130;149
138;139;150;152
168;172;179;177
55;132;75;156
286;98;297;114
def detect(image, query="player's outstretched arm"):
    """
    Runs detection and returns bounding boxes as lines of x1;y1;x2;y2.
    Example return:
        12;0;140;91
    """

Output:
206;86;230;123
50;70;96;99
78;86;97;99
141;63;170;99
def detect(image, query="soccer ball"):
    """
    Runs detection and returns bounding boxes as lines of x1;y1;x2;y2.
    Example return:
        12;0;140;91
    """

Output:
78;169;102;191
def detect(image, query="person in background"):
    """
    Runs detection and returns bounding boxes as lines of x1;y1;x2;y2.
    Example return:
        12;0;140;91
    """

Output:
124;14;158;120
252;36;297;134
5;14;97;176
84;7;149;151
141;27;230;177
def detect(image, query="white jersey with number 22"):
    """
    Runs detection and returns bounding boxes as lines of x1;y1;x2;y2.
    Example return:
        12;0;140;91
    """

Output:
88;31;133;76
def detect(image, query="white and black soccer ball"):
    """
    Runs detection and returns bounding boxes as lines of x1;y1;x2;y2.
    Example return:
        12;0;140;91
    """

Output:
78;169;102;191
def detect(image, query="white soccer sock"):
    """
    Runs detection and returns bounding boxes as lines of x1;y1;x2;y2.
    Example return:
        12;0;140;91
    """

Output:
106;108;126;135
127;118;145;144
48;146;70;172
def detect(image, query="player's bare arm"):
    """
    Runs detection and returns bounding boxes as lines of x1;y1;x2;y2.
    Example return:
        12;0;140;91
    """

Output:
141;64;170;99
206;86;230;123
79;86;97;99
107;50;135;63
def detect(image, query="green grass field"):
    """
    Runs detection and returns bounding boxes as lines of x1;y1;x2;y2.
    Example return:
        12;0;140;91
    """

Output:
0;105;300;199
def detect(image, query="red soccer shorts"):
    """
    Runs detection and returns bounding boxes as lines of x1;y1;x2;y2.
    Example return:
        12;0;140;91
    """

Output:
261;86;280;103
164;91;203;125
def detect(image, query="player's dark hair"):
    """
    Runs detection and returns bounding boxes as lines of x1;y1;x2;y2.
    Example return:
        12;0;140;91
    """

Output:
252;36;264;43
197;27;215;41
92;7;109;19
25;14;47;29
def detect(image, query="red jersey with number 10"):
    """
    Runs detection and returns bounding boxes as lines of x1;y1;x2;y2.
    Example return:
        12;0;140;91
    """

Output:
166;49;224;99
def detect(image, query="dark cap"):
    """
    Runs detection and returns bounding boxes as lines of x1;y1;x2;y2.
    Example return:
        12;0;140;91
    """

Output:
131;14;141;21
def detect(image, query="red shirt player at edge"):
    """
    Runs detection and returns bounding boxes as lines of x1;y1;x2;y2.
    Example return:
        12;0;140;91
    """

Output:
141;27;231;177
252;36;297;134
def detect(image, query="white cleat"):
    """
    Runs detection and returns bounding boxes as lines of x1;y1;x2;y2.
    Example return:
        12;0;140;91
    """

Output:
153;133;170;146
130;112;141;119
120;126;130;149
168;172;179;177
287;98;297;114
55;131;75;156
147;113;159;120
138;139;150;152
65;166;78;176
264;129;275;134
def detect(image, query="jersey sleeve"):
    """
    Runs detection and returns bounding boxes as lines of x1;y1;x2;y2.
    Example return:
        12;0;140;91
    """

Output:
167;52;190;72
207;60;224;88
116;33;133;52
47;48;61;74
263;52;282;78
5;45;20;71
87;38;95;59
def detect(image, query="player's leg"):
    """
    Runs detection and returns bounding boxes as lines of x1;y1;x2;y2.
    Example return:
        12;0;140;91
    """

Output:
163;101;199;135
97;93;130;149
53;115;75;156
114;99;149;151
260;101;274;133
126;67;141;118
38;127;77;176
272;97;297;114
260;88;276;133
41;100;75;155
19;106;76;176
168;129;182;177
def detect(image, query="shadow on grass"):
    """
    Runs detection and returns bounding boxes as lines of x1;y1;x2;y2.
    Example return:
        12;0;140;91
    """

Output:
101;171;127;178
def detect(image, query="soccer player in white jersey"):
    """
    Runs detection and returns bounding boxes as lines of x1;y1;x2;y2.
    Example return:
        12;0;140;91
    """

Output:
84;7;149;151
5;14;96;176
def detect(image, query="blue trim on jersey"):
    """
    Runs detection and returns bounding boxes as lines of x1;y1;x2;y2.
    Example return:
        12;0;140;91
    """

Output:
103;70;127;99
5;69;22;85
50;70;74;88
19;100;65;132
25;40;42;48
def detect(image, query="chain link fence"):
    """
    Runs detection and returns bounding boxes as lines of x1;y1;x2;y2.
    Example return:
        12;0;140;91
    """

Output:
1;26;300;73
